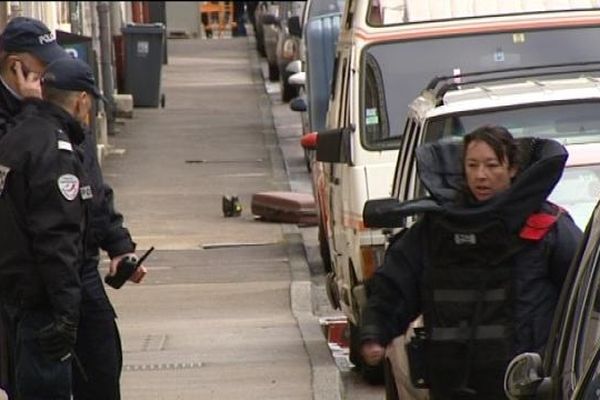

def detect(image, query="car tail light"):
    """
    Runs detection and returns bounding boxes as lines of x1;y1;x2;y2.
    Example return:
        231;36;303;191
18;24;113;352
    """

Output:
301;132;318;150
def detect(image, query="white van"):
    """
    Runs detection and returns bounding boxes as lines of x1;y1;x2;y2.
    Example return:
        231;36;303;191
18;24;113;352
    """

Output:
302;0;600;378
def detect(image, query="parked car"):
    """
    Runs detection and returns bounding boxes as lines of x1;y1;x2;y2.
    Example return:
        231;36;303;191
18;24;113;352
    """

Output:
505;182;600;400
255;1;281;80
275;1;306;102
290;0;344;171
302;3;600;385
363;63;600;399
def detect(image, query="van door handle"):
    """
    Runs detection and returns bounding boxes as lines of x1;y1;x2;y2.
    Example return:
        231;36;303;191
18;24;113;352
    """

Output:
333;178;340;185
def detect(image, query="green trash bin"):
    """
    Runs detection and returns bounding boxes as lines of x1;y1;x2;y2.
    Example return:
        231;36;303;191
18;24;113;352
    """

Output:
122;23;166;107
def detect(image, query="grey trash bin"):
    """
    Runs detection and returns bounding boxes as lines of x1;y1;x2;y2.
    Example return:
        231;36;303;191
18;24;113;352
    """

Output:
122;23;166;107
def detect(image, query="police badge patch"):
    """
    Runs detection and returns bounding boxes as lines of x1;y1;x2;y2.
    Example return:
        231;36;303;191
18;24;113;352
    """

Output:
0;165;10;196
57;174;80;201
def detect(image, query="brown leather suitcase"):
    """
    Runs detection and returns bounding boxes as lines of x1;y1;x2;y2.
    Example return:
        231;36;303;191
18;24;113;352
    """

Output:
251;191;318;225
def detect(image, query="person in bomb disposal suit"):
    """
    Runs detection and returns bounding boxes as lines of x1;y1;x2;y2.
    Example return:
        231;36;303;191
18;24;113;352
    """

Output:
360;126;582;399
0;56;99;399
0;17;147;400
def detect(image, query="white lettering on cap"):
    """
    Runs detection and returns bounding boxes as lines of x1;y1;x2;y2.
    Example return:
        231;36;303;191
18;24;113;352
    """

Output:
38;32;55;45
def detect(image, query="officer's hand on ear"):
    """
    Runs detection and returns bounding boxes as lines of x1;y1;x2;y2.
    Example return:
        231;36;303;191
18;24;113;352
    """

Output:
36;316;77;361
109;253;148;284
13;60;42;99
361;340;386;366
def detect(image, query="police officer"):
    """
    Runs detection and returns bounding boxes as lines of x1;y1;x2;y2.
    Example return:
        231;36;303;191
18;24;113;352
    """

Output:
0;16;72;395
0;17;147;400
360;126;582;399
0;56;100;399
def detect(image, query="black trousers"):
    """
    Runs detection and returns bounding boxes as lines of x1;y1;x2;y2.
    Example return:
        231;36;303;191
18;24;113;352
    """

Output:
72;315;122;400
15;309;72;400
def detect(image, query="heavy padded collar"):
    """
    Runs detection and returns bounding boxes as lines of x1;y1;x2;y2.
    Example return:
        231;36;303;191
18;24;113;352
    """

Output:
414;137;568;231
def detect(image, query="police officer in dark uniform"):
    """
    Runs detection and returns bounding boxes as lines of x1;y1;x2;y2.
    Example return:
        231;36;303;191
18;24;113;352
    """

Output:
0;56;102;399
0;17;147;400
0;16;72;396
360;126;582;399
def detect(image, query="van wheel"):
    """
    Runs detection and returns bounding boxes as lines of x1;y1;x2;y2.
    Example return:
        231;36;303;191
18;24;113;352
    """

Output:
280;72;298;102
268;63;279;82
349;321;385;385
384;358;400;400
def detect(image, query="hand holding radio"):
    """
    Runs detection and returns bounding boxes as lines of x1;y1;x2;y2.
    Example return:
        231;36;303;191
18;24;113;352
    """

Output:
105;247;154;289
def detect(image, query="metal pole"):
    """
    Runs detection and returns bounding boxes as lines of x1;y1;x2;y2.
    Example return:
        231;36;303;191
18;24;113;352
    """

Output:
97;1;116;135
69;2;81;35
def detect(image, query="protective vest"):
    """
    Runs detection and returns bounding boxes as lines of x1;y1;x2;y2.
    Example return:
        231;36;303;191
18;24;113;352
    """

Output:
421;207;561;400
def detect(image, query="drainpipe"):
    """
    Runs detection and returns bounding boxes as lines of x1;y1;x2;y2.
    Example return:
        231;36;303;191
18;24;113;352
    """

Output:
69;2;81;35
97;1;116;135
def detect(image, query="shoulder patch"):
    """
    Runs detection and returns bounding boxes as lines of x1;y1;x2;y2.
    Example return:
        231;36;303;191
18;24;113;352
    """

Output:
0;165;10;196
80;185;93;200
58;140;73;152
57;174;80;201
519;209;562;241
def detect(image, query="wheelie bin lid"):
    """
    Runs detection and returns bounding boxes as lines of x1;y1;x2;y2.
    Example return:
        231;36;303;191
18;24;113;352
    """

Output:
121;23;165;35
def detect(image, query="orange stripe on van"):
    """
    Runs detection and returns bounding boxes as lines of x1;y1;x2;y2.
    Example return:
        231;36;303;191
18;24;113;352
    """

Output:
354;14;600;42
343;212;366;231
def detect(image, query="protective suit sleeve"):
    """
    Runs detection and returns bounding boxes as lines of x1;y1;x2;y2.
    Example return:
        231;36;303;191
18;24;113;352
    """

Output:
360;221;426;346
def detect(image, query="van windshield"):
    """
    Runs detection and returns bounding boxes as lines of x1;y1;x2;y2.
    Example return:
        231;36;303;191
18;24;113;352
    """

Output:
367;1;600;26
362;26;600;150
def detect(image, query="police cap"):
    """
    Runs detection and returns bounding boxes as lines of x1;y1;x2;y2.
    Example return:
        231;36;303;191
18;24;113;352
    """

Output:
42;57;105;101
0;17;68;64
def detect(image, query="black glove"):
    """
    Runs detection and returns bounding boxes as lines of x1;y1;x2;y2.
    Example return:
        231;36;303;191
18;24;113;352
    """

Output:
36;317;77;361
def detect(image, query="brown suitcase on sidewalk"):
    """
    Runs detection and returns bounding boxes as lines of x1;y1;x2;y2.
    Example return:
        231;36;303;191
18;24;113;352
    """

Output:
251;191;318;225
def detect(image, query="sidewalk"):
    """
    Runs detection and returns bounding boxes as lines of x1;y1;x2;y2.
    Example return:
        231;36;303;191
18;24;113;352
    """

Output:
99;36;341;399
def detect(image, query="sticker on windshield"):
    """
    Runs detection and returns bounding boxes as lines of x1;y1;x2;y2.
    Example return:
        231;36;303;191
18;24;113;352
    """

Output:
453;68;462;84
512;33;525;44
366;108;379;125
494;48;505;62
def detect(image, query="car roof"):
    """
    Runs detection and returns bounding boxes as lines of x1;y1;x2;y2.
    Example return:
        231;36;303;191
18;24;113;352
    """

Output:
419;76;600;118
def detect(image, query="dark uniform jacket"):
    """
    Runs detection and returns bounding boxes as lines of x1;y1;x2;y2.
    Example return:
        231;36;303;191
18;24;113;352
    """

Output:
361;138;582;356
0;99;88;323
79;131;135;318
0;80;135;318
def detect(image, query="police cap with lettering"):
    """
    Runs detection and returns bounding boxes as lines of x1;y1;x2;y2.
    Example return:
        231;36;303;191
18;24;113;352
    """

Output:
0;17;67;63
42;57;104;100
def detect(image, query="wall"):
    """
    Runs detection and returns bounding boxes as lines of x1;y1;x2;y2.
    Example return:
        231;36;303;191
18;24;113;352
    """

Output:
165;1;200;38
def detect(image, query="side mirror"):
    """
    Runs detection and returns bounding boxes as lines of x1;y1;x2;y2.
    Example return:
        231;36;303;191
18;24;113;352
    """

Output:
261;14;279;25
290;97;307;112
363;198;406;228
288;71;305;87
316;127;352;164
301;132;317;150
286;59;302;74
363;197;441;228
288;15;302;37
504;353;551;399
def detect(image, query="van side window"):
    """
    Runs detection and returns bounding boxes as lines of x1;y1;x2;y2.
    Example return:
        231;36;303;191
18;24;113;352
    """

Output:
330;56;339;101
363;53;389;145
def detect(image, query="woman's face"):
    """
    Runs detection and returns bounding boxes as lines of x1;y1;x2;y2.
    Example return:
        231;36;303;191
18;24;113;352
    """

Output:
464;139;517;202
